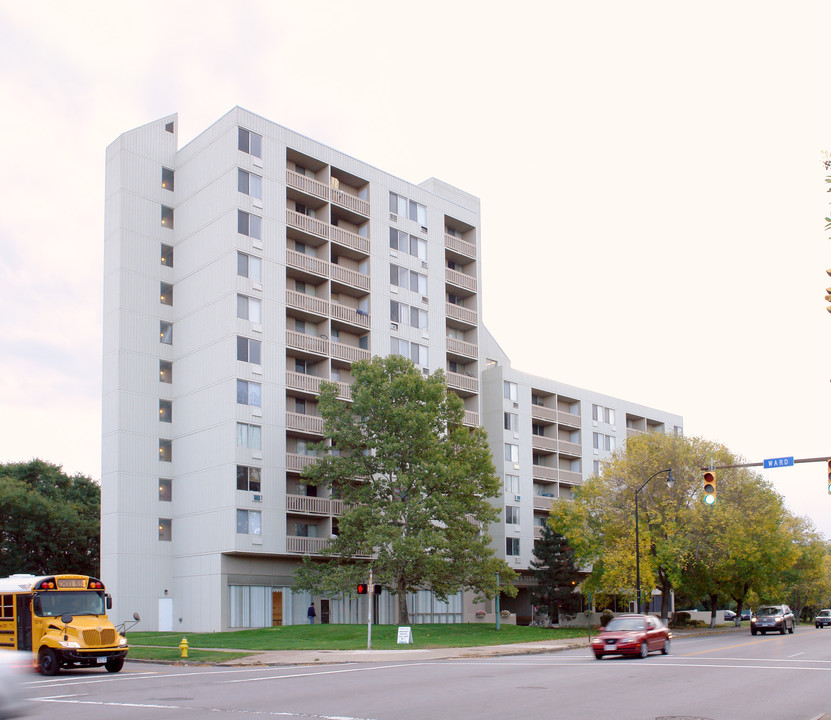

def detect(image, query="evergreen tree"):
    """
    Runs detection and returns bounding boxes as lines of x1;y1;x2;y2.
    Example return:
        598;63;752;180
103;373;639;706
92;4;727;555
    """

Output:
529;523;582;625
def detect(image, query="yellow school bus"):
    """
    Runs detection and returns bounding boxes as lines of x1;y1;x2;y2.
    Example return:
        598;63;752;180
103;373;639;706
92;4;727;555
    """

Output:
0;574;131;675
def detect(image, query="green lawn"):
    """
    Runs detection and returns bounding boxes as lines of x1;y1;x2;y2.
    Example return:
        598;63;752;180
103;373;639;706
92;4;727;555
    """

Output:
129;623;588;653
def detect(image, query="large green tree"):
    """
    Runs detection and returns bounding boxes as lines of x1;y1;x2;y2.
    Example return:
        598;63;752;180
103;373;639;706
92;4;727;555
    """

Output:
293;355;517;624
0;460;100;577
529;524;582;625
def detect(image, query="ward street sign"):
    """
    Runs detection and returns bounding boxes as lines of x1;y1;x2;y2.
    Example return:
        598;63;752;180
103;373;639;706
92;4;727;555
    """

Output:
764;456;794;469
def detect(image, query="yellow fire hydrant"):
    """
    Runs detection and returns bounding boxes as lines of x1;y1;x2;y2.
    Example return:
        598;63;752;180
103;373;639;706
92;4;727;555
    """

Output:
179;637;189;658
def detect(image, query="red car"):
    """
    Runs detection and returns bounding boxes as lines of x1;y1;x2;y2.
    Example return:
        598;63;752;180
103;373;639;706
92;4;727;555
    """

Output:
591;614;671;659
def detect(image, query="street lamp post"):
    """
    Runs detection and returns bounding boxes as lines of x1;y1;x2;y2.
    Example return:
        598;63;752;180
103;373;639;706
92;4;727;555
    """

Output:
634;469;674;614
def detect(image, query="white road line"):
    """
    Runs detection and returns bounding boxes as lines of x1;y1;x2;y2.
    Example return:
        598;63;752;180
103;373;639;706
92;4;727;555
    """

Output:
34;695;380;719
788;652;805;657
24;665;279;687
226;662;432;683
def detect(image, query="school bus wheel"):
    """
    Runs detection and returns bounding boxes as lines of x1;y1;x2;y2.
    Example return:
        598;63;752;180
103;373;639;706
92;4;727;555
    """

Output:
38;648;60;676
105;657;124;673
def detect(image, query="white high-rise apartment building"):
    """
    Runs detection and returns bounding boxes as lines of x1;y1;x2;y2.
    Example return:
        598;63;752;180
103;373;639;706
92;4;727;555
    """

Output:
102;108;681;631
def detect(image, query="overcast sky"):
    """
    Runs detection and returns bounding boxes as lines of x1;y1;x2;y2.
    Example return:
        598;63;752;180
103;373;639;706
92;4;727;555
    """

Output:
2;0;830;537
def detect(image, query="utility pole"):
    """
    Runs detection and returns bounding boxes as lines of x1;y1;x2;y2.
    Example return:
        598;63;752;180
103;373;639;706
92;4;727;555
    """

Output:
367;568;373;650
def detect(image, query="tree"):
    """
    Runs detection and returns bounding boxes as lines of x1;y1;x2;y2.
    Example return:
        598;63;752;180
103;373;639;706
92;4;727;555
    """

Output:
529;524;582;625
0;460;100;577
293;355;517;624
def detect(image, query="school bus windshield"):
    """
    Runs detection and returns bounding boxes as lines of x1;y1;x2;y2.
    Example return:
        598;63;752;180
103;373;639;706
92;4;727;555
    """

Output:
34;591;106;617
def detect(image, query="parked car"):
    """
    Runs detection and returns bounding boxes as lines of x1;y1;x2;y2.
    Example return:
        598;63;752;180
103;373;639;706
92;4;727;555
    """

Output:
815;609;831;628
740;609;752;621
723;610;736;622
590;614;671;659
751;604;795;635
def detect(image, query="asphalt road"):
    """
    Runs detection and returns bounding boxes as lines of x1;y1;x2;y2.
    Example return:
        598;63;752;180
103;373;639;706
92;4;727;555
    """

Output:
16;627;831;720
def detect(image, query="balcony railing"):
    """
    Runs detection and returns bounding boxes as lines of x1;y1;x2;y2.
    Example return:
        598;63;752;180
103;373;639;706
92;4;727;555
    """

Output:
331;264;370;291
286;248;329;277
445;302;478;326
531;435;558;452
444;233;476;259
445;267;477;292
286;209;329;239
286;169;329;200
446;371;479;394
331;187;370;217
532;465;557;481
285;371;353;400
331;225;370;255
286;494;334;515
558;411;581;427
559;470;582;485
331;302;370;328
446;337;478;359
286;289;329;316
286;453;318;472
558;440;582;456
286;330;329;355
533;495;555;511
531;405;558;423
331;342;371;364
286;536;331;554
285;412;324;434
463;410;479;427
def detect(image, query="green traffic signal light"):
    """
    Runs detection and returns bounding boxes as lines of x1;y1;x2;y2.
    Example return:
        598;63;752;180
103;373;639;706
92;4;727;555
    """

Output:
703;471;717;505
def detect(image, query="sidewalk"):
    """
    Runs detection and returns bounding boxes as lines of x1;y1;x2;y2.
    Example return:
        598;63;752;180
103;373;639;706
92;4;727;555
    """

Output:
158;625;749;668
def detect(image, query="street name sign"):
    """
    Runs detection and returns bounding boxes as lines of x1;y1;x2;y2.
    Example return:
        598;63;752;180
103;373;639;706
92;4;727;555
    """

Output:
763;456;794;469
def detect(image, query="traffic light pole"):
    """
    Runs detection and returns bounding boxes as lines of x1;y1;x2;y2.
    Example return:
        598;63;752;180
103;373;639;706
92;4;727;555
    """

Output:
367;568;373;650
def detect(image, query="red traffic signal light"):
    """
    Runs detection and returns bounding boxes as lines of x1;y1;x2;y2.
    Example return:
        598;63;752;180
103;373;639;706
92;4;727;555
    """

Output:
357;583;368;595
703;471;716;505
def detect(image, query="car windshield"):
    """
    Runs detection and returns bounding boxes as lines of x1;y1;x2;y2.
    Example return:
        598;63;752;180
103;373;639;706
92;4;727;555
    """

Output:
34;591;106;617
819;610;831;617
756;607;781;617
606;618;645;631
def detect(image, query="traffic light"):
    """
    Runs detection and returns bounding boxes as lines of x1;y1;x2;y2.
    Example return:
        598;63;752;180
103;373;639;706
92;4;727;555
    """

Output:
357;583;368;595
703;471;717;505
374;584;382;595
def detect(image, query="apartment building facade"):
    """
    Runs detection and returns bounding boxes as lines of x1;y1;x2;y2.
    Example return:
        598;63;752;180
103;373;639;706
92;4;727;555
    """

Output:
102;108;681;632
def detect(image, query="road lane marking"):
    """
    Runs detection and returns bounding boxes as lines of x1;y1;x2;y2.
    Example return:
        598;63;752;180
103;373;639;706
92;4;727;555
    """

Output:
789;652;805;658
227;662;432;684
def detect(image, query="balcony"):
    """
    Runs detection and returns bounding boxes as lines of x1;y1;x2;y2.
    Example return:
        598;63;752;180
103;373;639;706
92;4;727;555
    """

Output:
286;169;329;201
286;453;318;473
533;495;555;511
286;536;331;554
445;267;477;293
286;289;329;316
331;187;370;217
331;225;370;255
286;494;341;515
286;209;329;240
445;302;478;326
444;233;476;259
331;264;370;291
446;337;478;359
332;342;371;364
285;372;353;400
331;302;370;328
531;435;558;453
446;371;478;395
286;248;329;278
559;470;582;485
531;405;558;423
286;330;329;356
532;465;557;481
558;440;582;456
463;410;479;427
285;412;324;434
558;410;581;428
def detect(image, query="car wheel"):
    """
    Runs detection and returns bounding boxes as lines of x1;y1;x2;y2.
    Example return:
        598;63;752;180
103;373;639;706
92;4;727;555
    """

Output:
780;625;786;635
38;648;60;676
661;638;670;655
788;622;794;634
594;652;603;660
639;641;649;659
751;629;757;635
817;624;821;629
105;657;124;673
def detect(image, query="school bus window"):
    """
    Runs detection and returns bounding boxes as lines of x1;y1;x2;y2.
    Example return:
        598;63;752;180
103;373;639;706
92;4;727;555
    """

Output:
33;591;106;617
0;594;12;619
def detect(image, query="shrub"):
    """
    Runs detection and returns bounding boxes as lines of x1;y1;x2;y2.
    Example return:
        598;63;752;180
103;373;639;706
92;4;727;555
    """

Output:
600;609;614;627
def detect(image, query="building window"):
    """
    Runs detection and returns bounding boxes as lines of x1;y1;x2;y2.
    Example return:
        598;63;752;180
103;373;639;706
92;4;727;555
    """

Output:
237;465;261;492
294;522;318;538
238;128;262;158
504;412;519;432
158;518;172;541
390;300;428;329
506;537;520;556
592;404;615;425
389;229;428;261
236;380;262;407
390;338;428;367
505;474;520;495
592;432;616;452
161;244;173;267
165;121;174;133
159;439;172;462
162;167;174;191
237;336;262;365
237;252;262;283
238;210;262;239
504;443;519;463
161;205;174;228
160;322;173;345
236;509;262;535
237;294;262;323
159;478;172;502
160;282;173;306
505;506;520;524
159;400;172;423
388;192;426;227
238;169;263;199
532;424;545;436
503;381;518;402
159;360;172;383
236;422;262;450
390;264;427;295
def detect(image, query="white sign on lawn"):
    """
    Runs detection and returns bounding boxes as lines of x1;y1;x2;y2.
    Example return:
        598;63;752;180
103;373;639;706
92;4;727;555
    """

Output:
396;626;413;644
